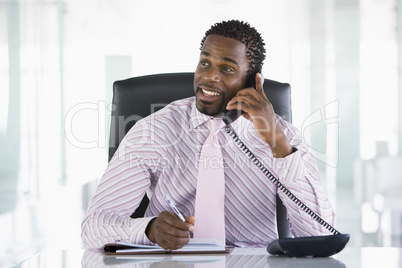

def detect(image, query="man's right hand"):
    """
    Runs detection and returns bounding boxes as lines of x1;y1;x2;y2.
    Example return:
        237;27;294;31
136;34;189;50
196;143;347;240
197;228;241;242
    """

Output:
145;211;195;250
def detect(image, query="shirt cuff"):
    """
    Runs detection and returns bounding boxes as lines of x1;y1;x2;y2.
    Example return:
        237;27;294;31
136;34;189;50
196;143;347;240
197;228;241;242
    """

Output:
128;216;157;245
272;147;305;184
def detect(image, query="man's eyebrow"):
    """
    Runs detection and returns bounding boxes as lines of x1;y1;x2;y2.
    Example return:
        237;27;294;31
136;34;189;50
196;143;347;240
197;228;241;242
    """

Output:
222;56;239;66
201;51;239;66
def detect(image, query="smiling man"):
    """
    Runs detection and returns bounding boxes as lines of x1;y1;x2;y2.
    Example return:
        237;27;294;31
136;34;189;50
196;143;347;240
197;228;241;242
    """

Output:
81;20;335;250
194;35;249;116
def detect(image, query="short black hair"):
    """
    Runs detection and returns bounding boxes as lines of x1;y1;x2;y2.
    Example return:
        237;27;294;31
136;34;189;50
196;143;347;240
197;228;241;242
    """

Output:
200;20;266;74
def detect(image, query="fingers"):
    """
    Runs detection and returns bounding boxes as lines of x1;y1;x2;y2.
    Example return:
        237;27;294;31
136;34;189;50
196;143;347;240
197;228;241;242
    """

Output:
160;212;193;235
151;212;195;250
226;94;258;112
226;73;269;112
157;235;189;250
157;234;191;250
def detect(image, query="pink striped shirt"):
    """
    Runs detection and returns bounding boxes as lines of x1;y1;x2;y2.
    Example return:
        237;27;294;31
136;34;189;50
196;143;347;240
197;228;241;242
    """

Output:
81;97;335;249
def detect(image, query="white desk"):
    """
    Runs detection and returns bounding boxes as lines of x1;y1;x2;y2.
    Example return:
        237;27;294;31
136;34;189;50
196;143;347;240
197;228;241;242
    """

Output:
14;247;402;267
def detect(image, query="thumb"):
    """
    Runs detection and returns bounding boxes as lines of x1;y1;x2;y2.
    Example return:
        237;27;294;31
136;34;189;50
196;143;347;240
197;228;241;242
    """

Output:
185;216;196;225
256;73;268;101
185;216;196;233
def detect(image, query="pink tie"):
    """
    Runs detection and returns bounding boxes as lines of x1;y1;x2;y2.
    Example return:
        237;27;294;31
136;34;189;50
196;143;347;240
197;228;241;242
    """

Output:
194;118;226;246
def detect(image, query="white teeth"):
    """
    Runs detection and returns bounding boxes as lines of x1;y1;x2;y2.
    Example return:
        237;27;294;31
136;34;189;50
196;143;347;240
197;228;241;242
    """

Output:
201;88;220;96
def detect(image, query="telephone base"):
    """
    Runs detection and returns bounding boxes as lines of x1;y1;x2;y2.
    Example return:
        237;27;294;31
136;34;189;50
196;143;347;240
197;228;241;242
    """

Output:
267;234;350;257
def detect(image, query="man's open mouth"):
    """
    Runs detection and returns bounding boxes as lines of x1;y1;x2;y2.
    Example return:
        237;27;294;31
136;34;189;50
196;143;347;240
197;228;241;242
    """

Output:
201;88;221;97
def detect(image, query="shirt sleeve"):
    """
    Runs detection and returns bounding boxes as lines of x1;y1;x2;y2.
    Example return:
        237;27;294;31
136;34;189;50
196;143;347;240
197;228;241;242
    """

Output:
81;120;162;249
271;117;336;237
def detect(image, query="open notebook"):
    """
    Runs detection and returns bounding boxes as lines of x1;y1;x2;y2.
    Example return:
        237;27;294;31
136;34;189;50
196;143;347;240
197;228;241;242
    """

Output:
103;238;231;255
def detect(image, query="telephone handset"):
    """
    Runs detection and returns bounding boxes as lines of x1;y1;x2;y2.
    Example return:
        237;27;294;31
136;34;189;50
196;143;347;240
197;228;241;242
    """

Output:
222;75;350;257
221;72;257;125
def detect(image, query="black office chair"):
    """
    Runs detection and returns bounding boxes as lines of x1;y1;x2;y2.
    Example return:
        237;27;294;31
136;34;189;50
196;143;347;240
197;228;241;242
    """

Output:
109;72;292;239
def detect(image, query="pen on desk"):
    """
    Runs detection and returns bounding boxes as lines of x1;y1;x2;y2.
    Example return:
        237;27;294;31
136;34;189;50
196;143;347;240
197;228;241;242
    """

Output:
164;194;186;222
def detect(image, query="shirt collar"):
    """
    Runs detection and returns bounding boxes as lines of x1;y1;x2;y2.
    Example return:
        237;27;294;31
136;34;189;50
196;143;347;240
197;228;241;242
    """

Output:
190;98;211;130
189;97;247;131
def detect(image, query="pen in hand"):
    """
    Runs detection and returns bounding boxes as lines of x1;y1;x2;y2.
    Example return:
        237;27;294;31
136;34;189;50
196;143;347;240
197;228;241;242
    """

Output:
164;194;185;222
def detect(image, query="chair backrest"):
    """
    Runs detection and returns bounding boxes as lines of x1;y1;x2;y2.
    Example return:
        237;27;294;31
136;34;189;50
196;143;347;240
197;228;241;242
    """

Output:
109;72;292;238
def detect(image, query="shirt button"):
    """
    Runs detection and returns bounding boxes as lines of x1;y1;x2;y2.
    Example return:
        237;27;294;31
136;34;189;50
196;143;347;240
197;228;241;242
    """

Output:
276;159;285;169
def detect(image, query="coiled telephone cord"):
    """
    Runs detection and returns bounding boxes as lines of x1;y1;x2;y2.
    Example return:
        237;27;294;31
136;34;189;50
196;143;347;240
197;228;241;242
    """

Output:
224;125;341;236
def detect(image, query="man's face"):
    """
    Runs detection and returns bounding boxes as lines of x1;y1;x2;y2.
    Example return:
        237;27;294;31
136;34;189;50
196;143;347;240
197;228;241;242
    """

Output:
194;34;250;116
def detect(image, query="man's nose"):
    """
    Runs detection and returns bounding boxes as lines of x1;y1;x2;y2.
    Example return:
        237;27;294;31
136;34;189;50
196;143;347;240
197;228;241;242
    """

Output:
203;66;220;83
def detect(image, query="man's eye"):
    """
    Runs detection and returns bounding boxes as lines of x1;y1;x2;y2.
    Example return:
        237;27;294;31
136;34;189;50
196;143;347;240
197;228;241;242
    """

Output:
200;61;208;66
222;67;234;72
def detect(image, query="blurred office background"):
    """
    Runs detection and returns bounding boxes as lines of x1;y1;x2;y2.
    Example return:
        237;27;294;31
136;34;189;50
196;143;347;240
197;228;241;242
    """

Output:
1;0;402;266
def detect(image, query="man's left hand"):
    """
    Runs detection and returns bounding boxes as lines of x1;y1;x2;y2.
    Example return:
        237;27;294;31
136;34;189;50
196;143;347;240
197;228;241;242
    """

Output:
225;73;293;158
